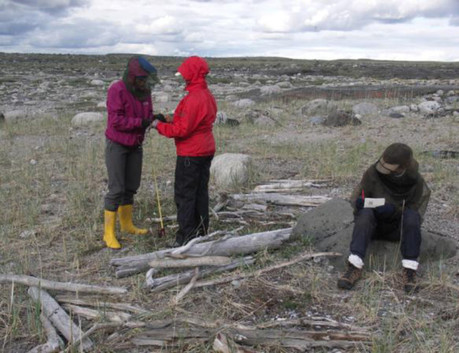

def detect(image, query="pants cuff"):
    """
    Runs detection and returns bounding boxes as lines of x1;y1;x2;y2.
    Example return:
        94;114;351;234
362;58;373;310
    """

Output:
402;259;419;270
348;254;364;269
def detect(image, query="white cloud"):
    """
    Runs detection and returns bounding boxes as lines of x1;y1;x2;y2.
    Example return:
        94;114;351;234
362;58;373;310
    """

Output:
1;0;458;61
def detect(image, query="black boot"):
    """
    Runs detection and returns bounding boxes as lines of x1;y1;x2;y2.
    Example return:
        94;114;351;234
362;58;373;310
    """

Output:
402;268;418;294
337;262;362;290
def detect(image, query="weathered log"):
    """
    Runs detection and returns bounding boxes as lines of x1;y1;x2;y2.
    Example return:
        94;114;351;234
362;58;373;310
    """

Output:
28;287;93;351
27;314;63;353
1;274;127;295
148;256;232;269
231;193;331;207
146;256;255;292
131;325;370;350
111;228;292;278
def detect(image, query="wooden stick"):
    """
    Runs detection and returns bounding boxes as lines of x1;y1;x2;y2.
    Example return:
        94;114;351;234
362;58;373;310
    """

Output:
55;295;151;314
149;256;232;269
146;257;256;292
230;193;330;207
172;268;200;305
194;251;341;288
28;287;93;351
2;274;127;295
63;304;132;323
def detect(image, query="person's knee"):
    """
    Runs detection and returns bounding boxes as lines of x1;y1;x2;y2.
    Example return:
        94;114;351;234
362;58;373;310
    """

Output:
403;209;421;228
355;209;376;224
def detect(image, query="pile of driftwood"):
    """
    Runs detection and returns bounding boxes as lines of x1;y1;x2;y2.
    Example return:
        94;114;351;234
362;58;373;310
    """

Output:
2;179;374;351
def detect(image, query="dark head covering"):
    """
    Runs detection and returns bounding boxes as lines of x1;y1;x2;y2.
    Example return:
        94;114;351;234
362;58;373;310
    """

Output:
122;56;159;100
381;143;413;169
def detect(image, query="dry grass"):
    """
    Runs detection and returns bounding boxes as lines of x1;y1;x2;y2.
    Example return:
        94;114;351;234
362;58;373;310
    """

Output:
0;66;458;352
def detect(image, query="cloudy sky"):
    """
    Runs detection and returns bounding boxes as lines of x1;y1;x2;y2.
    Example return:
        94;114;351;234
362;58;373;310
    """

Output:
1;0;459;61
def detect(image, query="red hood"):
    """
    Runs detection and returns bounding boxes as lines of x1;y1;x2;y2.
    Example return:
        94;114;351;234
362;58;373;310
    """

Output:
177;56;209;89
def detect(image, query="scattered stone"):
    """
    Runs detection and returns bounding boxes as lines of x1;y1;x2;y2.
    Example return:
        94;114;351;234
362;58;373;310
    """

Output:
418;101;441;115
352;102;379;116
389;112;405;119
19;230;36;239
310;116;325;125
71;112;105;126
210;153;252;191
322;110;361;127
153;92;169;103
233;98;256;108
389;105;410;114
260;85;282;95
422;150;459;159
90;79;104;86
301;99;337;116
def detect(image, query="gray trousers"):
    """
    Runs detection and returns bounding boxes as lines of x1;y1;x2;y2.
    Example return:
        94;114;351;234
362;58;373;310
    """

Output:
104;139;143;211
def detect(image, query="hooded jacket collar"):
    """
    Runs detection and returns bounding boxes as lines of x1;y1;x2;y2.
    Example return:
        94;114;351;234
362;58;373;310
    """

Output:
177;56;209;92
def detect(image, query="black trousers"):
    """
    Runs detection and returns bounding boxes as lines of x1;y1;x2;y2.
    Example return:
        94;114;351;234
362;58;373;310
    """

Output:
350;208;422;261
104;139;143;211
174;155;213;245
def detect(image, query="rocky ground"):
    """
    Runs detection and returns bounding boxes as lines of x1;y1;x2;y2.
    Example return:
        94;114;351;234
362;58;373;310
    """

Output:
0;53;458;352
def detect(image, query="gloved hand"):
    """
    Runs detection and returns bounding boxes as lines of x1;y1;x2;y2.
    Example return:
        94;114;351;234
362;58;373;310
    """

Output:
375;203;395;216
355;197;364;210
153;114;167;123
141;119;152;129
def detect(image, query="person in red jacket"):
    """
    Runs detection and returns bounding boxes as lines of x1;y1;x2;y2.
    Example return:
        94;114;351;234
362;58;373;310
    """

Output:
103;56;164;249
153;56;217;246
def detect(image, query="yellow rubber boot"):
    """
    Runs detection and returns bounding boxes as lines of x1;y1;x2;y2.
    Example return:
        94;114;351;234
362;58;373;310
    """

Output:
103;210;121;249
118;204;148;235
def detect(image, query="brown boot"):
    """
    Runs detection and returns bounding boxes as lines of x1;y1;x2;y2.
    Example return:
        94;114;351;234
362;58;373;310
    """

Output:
402;268;418;294
337;262;362;290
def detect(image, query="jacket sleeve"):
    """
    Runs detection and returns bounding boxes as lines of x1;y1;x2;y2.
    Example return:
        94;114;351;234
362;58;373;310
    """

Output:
406;176;431;221
156;96;201;138
107;86;143;132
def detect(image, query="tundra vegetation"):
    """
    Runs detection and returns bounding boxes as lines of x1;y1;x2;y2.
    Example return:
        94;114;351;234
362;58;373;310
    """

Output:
0;53;458;352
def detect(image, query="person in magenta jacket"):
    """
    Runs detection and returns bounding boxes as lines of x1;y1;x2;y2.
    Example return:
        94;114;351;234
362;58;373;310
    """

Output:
103;56;162;249
153;56;217;246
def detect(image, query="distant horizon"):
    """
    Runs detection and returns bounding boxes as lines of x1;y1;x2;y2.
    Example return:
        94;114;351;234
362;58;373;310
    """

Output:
1;51;458;64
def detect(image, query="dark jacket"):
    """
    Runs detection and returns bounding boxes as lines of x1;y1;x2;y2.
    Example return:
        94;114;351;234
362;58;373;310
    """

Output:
350;159;430;222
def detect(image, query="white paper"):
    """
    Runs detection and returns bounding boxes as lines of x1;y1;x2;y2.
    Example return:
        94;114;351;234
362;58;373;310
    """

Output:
364;198;385;208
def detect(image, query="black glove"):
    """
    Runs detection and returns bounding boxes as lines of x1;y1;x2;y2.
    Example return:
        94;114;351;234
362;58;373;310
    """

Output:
375;203;395;216
153;114;167;123
355;197;364;210
141;119;152;129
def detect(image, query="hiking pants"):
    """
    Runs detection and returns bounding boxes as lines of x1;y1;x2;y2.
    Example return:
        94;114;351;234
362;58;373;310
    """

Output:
174;155;213;245
104;139;143;211
350;208;422;261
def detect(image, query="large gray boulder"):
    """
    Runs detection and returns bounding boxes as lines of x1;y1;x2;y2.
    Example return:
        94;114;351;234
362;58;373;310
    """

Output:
210;153;252;191
292;198;457;270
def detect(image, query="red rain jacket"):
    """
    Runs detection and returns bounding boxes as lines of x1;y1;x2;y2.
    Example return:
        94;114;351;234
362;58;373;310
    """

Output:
156;56;217;156
105;62;154;147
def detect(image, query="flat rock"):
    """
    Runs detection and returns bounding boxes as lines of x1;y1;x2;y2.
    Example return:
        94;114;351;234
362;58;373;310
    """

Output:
292;198;457;270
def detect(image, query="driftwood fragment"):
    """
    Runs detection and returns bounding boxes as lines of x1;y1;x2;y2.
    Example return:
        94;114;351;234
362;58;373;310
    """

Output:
253;179;328;193
111;228;292;278
194;251;341;288
231;193;330;207
27;314;64;353
63;304;132;323
1;274;127;295
149;256;232;269
28;287;93;351
129;319;371;350
146;256;255;292
55;295;151;314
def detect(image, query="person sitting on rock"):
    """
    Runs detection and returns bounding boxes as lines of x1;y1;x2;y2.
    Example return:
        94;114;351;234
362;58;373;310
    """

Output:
337;143;430;293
